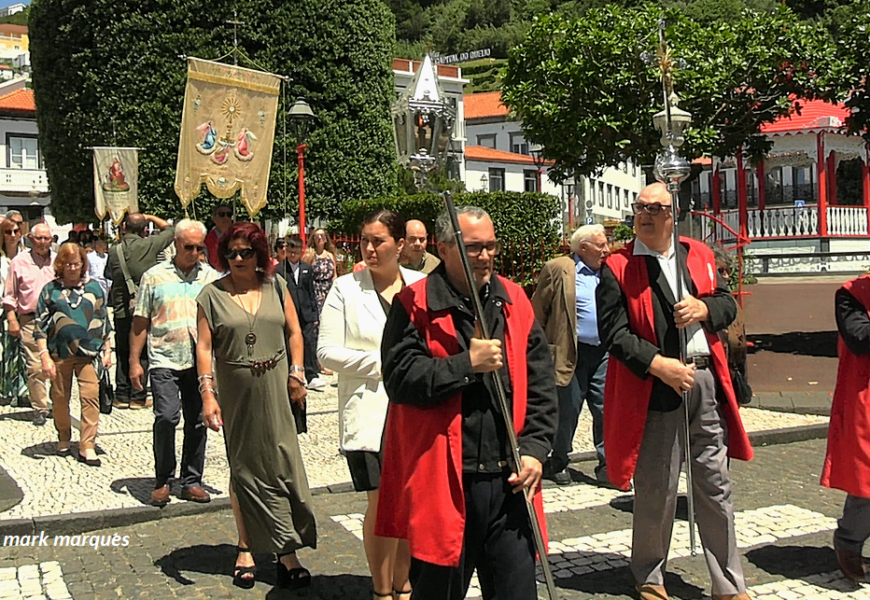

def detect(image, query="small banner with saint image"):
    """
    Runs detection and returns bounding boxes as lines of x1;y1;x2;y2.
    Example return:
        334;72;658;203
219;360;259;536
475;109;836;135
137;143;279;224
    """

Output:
93;147;139;225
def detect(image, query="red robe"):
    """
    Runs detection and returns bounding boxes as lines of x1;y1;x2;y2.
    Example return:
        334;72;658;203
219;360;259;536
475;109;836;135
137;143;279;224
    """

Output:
604;238;753;491
821;275;870;498
376;275;548;567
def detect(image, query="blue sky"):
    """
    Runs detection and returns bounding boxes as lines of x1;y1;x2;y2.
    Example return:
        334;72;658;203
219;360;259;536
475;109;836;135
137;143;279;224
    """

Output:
1;0;29;7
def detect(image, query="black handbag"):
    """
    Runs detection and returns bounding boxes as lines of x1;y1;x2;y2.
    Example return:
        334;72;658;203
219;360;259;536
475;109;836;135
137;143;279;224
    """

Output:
98;361;114;415
730;367;753;406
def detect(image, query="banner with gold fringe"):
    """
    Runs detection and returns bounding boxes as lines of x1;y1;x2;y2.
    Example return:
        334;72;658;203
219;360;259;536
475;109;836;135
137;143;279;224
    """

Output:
93;147;139;225
174;58;281;218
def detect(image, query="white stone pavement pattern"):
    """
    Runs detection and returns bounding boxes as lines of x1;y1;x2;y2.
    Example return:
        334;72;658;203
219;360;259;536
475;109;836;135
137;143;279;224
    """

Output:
0;370;826;521
0;561;70;600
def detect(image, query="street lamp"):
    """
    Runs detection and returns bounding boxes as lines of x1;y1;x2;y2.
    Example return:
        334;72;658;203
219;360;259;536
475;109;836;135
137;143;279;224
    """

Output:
529;143;545;193
480;173;488;191
287;96;316;245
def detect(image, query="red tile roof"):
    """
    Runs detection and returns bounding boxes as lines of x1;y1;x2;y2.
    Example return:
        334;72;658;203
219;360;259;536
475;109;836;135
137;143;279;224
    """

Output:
464;91;509;120
392;58;460;79
465;145;552;166
761;99;850;134
0;88;35;114
0;24;27;35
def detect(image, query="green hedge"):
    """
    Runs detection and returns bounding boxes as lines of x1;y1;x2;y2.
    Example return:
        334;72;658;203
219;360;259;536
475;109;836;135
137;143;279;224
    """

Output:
335;190;563;287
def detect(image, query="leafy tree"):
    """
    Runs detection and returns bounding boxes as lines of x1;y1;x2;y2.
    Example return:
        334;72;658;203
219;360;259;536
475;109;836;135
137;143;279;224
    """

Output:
501;3;841;183
29;0;397;225
833;0;870;139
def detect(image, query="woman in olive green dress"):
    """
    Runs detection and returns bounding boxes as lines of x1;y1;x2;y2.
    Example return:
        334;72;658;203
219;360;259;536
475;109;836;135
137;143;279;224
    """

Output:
196;222;316;590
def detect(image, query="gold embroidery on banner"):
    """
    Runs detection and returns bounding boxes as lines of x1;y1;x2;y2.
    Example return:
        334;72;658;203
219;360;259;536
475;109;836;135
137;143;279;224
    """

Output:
188;70;279;95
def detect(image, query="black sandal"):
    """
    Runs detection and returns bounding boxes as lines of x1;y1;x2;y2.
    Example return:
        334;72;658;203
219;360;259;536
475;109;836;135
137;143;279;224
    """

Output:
233;547;256;589
394;588;412;600
373;592;392;599
276;555;311;590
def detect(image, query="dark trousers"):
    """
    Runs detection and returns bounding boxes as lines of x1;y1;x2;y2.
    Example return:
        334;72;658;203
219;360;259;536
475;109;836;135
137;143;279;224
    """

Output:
410;473;537;600
552;342;608;473
302;319;318;382
113;315;148;402
150;368;207;489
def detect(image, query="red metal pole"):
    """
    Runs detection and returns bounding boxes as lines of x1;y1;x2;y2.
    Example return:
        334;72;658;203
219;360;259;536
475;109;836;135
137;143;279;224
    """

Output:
736;147;748;239
827;151;837;207
864;148;870;233
297;143;307;247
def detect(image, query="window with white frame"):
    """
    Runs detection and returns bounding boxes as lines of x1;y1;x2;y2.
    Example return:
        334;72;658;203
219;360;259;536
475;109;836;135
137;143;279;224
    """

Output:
523;170;537;192
477;134;497;149
624;188;630;209
510;133;529;155
488;168;505;192
8;136;39;169
607;184;613;209
598;181;605;206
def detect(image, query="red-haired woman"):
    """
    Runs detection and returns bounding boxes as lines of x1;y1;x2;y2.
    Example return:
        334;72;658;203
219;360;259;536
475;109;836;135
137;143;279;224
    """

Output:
34;243;112;466
195;222;316;590
0;218;27;406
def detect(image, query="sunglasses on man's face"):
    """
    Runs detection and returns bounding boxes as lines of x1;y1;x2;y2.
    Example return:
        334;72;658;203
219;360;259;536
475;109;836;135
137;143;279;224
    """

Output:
183;244;206;253
215;210;233;218
224;248;256;260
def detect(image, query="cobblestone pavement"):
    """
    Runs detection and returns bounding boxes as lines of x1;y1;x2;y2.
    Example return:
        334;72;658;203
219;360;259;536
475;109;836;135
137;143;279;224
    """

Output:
0;438;862;599
0;370;826;521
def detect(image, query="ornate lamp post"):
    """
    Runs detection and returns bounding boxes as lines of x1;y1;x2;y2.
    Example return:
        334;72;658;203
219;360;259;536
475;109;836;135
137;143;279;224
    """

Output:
647;19;698;557
530;143;545;193
287;97;316;245
391;55;559;600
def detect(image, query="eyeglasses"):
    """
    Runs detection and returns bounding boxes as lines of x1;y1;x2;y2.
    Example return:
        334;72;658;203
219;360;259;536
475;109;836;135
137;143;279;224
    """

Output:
4;229;19;235
215;210;233;218
717;267;730;277
64;262;83;269
183;244;206;252
632;202;672;216
313;233;327;240
224;248;256;260
464;240;502;257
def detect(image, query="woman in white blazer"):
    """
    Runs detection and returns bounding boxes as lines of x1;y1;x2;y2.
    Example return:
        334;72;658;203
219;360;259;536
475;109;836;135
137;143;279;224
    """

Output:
317;210;426;600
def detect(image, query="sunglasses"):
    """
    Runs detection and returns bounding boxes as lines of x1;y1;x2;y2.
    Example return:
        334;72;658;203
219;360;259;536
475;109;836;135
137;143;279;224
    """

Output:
4;229;19;235
224;248;256;260
632;202;672;216
183;244;206;252
215;210;233;218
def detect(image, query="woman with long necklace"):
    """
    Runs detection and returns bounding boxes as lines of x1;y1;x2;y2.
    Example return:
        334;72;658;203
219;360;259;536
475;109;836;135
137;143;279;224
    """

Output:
0;219;27;406
196;222;316;591
318;210;424;600
34;243;112;465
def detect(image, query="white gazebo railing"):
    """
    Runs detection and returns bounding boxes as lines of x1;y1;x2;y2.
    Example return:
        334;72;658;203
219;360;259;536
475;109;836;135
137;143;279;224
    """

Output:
709;205;868;241
827;206;869;236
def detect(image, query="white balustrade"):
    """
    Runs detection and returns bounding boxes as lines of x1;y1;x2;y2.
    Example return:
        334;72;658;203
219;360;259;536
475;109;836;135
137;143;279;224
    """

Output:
0;168;49;194
827;206;868;236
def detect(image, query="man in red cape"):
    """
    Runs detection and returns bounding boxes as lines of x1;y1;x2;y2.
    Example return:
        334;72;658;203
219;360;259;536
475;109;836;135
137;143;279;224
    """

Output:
821;275;870;582
597;183;753;600
376;206;557;600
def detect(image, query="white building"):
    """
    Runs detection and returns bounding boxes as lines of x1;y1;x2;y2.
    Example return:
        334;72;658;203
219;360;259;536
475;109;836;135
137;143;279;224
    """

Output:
0;78;66;238
0;4;25;17
463;91;644;230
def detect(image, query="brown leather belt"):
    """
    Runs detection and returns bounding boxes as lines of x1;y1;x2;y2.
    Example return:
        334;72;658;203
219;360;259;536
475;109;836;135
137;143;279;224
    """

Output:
688;355;712;369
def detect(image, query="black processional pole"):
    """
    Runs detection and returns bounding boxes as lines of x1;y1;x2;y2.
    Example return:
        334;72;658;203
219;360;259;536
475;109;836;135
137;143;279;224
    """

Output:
644;19;698;556
392;55;559;600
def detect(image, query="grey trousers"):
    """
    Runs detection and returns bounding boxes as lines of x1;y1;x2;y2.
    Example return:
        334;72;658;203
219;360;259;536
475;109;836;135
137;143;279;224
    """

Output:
834;494;870;554
632;368;746;596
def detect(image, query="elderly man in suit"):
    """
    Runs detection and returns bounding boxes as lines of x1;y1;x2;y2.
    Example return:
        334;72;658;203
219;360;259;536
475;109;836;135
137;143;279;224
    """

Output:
533;224;610;486
276;236;325;391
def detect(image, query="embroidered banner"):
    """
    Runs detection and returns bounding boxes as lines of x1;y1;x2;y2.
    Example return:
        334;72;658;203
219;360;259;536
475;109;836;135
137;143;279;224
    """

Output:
93;147;139;225
174;58;281;218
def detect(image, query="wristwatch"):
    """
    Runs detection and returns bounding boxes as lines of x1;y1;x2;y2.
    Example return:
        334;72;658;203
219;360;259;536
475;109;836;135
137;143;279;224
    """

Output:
289;365;305;374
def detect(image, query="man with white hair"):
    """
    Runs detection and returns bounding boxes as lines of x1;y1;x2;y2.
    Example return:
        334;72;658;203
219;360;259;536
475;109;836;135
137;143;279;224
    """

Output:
128;219;219;506
3;223;56;425
532;223;611;486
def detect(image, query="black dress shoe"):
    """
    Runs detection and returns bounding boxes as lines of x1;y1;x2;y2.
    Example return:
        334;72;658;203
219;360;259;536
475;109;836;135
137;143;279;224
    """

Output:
76;453;101;467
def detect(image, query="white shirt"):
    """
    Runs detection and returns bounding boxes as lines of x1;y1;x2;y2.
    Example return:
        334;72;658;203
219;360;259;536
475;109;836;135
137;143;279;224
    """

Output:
633;238;711;357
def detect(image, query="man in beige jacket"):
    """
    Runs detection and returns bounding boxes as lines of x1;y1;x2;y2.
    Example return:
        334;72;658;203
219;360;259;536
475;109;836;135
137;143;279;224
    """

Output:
532;224;611;486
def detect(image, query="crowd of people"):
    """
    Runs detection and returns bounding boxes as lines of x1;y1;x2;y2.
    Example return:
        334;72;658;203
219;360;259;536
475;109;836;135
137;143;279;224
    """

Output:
0;181;866;597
